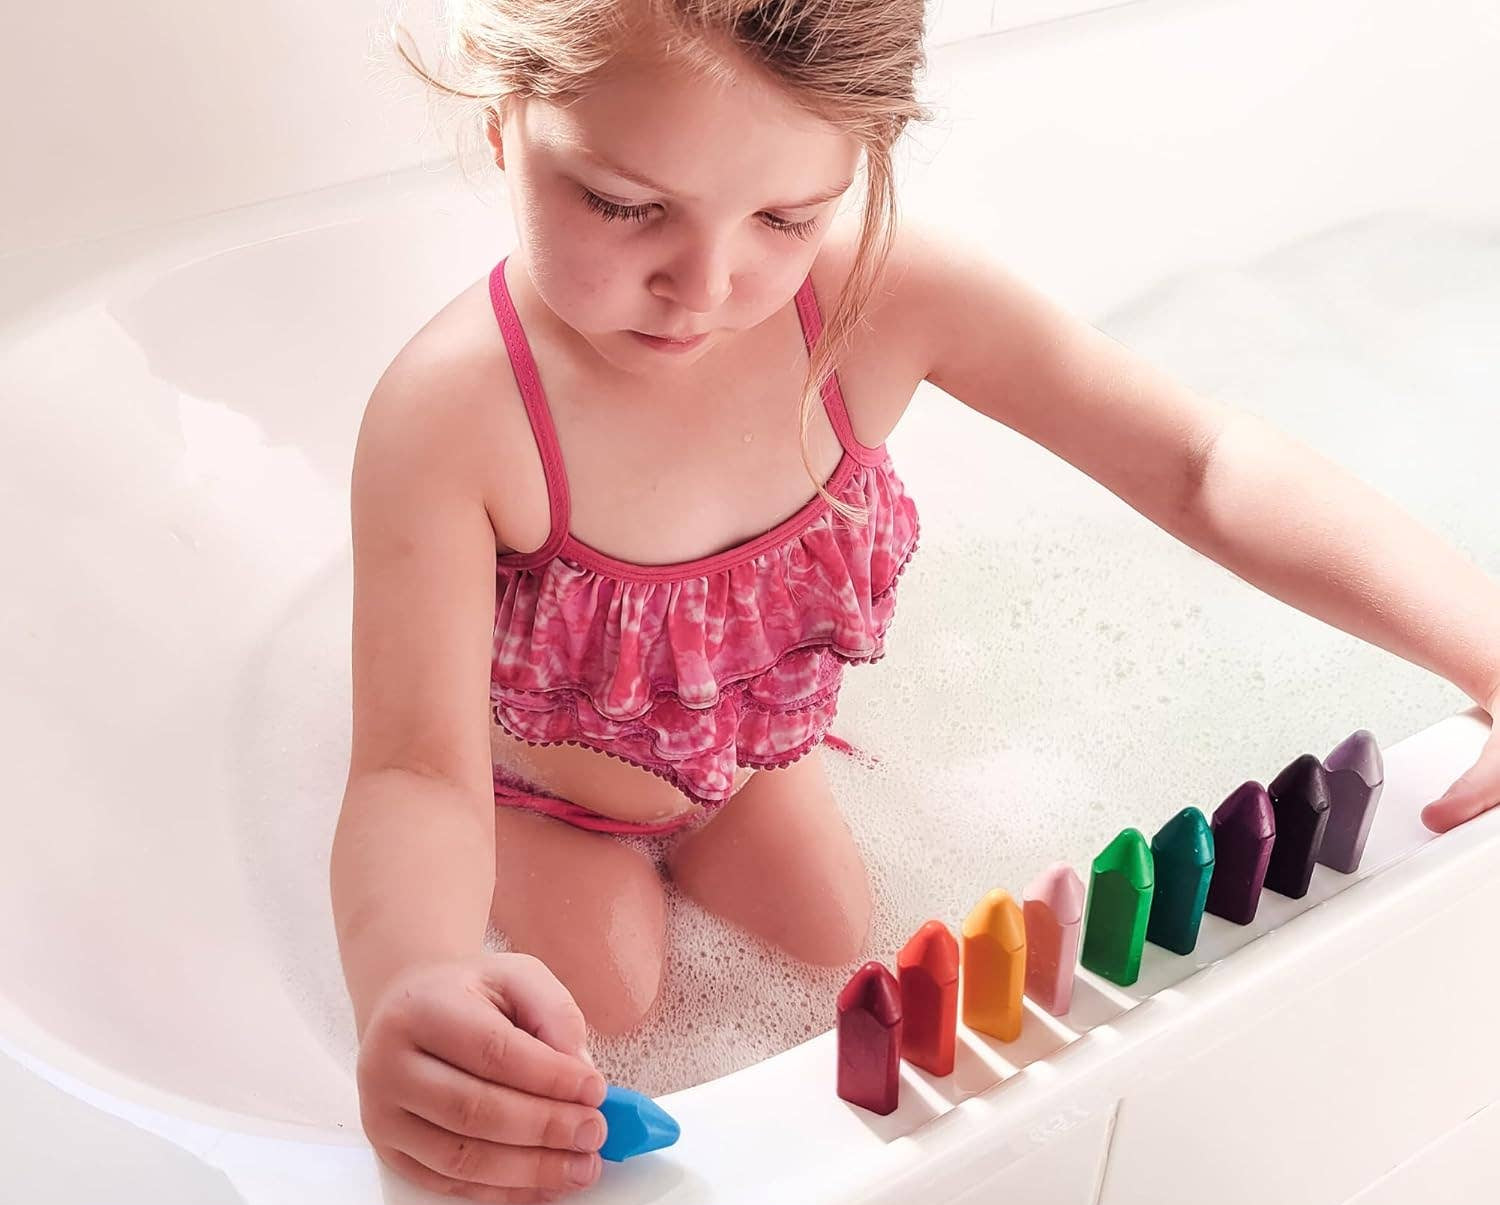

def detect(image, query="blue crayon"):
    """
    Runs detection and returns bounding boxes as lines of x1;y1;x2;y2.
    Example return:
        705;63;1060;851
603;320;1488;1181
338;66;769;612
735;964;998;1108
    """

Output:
598;1084;681;1162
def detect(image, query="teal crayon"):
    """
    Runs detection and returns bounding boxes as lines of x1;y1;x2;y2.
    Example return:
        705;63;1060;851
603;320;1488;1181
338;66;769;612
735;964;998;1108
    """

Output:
1146;807;1215;954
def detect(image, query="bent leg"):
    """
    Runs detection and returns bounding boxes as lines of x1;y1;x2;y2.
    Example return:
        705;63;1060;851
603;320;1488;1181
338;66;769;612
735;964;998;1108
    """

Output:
665;744;873;967
489;803;669;1036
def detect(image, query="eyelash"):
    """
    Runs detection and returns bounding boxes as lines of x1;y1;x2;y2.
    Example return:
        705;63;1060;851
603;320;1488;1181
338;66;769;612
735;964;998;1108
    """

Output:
578;187;821;241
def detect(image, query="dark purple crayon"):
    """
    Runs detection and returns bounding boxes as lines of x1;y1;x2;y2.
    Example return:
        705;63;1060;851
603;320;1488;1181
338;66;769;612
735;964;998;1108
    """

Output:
1204;782;1276;925
1263;754;1332;898
1318;729;1384;873
836;961;903;1116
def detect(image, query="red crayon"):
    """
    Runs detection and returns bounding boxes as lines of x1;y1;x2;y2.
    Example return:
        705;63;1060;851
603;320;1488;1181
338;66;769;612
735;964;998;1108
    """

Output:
836;961;903;1115
897;920;960;1076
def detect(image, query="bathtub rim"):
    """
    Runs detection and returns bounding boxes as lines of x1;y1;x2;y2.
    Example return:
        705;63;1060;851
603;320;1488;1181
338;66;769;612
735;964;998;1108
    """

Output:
3;703;1493;1202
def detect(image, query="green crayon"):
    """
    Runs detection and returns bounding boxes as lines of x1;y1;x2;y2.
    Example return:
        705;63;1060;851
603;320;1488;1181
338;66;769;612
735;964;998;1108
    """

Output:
1080;827;1155;986
1146;807;1215;955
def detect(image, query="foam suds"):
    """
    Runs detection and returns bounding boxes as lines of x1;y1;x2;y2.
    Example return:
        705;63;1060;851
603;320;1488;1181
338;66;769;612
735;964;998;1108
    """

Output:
237;210;1498;1101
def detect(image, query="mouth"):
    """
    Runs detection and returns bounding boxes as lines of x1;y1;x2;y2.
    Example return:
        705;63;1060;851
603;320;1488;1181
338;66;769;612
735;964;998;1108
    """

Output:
630;329;709;351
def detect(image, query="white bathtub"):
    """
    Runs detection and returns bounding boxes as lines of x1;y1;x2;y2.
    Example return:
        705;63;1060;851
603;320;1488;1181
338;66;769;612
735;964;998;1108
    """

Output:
4;0;1499;1201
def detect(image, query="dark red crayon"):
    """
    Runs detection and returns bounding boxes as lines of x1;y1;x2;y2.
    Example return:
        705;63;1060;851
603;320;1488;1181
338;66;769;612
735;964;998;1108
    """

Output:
836;961;903;1115
897;920;959;1076
1264;754;1332;899
1204;782;1276;925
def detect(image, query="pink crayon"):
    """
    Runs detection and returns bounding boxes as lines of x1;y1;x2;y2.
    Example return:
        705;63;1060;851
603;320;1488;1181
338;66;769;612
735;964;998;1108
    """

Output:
836;961;903;1115
1023;861;1084;1016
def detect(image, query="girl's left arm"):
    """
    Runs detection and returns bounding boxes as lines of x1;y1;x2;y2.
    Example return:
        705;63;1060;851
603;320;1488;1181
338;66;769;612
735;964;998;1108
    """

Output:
901;221;1500;834
1191;408;1500;833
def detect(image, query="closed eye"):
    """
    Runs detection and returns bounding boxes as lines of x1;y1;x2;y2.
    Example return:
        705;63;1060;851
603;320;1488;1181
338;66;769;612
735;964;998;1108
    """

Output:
577;188;821;242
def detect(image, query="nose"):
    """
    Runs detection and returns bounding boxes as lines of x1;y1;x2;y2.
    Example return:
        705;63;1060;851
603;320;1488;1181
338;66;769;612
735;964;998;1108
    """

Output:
649;241;732;314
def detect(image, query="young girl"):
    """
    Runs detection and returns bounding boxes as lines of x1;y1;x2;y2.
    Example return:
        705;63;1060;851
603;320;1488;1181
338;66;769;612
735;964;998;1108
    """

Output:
332;1;1500;1199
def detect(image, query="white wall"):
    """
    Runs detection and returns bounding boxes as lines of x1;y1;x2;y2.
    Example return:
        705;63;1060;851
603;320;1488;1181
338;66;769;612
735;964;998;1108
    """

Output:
2;1;449;258
2;0;1136;259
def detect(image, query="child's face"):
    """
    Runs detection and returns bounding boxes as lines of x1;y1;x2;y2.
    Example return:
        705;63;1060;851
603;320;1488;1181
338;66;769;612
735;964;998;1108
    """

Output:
489;48;861;378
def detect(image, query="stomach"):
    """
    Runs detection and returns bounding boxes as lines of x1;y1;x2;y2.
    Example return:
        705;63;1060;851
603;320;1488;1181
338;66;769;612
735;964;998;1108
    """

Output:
488;717;756;824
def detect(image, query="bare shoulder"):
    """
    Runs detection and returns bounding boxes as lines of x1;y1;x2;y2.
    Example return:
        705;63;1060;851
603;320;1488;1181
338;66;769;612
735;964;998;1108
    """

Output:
357;274;545;556
807;211;936;359
875;216;1233;533
806;213;938;447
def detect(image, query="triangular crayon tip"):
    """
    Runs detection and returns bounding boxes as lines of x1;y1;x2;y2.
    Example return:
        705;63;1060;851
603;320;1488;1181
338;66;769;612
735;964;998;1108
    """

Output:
1324;728;1383;787
836;960;902;1024
898;919;959;983
1024;861;1084;925
962;888;1025;951
598;1085;681;1162
1092;828;1153;890
1214;781;1275;839
1152;807;1215;868
1269;753;1332;811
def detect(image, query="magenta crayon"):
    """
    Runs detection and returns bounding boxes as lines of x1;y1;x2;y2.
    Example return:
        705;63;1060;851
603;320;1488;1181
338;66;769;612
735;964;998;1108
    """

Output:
1023;862;1084;1016
1204;782;1276;925
897;920;959;1076
836;961;902;1115
1318;729;1384;873
1079;828;1154;987
1264;754;1331;899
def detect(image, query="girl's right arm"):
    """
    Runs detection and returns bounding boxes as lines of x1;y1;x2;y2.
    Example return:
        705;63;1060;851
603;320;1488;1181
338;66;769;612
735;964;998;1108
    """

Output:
330;339;606;1200
329;338;503;1039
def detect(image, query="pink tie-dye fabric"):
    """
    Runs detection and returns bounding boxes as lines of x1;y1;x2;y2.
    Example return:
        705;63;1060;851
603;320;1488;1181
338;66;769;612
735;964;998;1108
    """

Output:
486;256;922;810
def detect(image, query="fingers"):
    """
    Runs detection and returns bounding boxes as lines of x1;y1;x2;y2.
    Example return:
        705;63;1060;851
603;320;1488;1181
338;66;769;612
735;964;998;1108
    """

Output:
1422;791;1496;832
379;1144;571;1203
388;1108;602;1195
405;982;605;1108
398;1046;606;1154
1421;760;1499;833
476;953;593;1067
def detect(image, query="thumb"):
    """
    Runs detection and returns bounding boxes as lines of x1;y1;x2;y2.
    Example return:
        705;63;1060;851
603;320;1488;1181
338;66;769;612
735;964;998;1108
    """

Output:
480;952;594;1066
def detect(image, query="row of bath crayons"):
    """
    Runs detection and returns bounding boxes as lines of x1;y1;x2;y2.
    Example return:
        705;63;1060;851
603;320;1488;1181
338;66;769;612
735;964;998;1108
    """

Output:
836;728;1386;1115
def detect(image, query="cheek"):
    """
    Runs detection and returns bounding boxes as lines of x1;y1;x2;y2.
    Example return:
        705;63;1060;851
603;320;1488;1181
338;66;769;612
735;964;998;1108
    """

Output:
517;203;623;319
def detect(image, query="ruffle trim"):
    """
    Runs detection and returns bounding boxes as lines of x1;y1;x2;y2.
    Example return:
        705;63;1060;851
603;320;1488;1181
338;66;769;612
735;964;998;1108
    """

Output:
491;694;855;811
493;471;920;715
489;458;921;806
490;631;903;797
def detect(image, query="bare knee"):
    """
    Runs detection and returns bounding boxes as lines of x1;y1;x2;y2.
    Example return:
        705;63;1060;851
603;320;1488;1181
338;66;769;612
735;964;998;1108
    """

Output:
670;828;873;968
791;876;873;967
569;849;668;1034
490;813;668;1036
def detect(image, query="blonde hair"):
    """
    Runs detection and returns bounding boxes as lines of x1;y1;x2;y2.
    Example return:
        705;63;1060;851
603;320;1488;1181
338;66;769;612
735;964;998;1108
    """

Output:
389;0;933;526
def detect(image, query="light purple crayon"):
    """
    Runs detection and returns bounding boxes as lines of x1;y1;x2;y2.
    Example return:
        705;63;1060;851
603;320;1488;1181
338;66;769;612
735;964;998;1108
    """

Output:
1318;729;1384;874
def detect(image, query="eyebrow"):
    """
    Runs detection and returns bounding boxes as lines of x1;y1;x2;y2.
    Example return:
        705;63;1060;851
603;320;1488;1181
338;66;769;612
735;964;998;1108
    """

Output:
574;144;853;211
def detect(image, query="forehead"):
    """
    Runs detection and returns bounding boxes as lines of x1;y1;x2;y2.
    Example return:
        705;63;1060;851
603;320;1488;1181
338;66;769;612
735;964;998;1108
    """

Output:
518;54;859;204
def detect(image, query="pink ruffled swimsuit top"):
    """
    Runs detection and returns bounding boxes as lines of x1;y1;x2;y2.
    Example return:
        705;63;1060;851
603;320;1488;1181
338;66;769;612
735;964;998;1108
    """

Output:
489;256;922;811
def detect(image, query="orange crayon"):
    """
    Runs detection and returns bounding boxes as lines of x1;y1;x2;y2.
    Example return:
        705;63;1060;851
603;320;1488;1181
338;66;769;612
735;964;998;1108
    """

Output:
1022;861;1084;1016
897;920;959;1076
961;889;1027;1042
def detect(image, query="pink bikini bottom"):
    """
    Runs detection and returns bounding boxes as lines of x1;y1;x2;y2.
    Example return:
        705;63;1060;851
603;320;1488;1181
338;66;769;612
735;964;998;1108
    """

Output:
492;733;877;837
